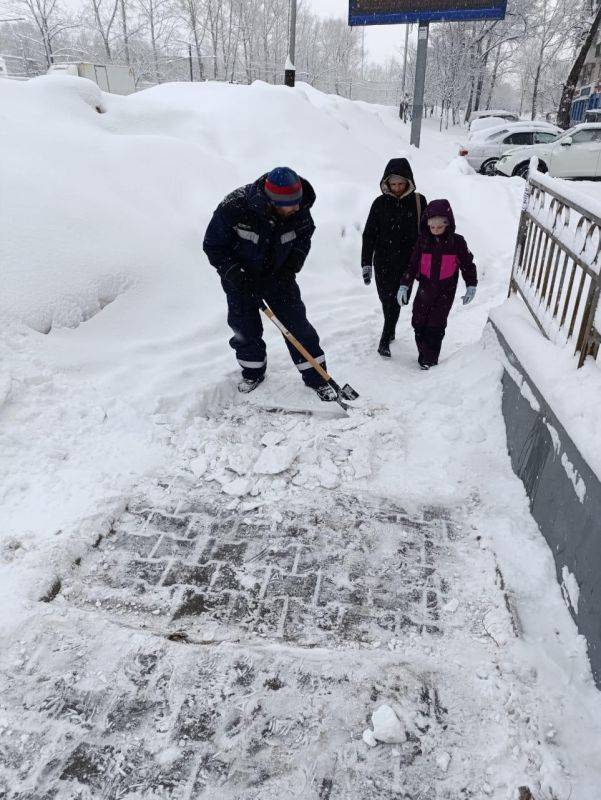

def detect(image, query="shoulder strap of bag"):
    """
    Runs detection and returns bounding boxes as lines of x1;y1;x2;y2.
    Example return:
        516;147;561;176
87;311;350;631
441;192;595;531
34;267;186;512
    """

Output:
415;193;422;232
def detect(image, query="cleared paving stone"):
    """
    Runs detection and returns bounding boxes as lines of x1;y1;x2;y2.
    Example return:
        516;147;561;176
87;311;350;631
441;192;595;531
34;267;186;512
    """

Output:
0;489;507;800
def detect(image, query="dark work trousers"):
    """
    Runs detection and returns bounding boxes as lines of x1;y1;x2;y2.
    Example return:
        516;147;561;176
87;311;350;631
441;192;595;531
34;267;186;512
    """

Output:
374;263;407;341
222;276;326;388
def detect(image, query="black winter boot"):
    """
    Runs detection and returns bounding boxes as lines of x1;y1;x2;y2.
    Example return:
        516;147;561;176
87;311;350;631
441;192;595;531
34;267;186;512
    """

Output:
378;337;391;358
313;384;338;402
237;375;265;394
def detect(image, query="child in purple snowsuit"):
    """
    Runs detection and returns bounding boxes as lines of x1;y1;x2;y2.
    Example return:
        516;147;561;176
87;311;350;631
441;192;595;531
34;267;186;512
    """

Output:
397;199;477;369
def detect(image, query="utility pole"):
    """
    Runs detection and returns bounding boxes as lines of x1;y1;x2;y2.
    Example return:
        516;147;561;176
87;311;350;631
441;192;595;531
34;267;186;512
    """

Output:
400;23;410;121
188;43;193;81
285;0;297;87
410;22;429;148
401;24;410;95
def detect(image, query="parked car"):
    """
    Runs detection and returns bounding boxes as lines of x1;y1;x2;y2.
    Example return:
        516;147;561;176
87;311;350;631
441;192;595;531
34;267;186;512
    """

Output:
47;62;135;95
459;122;562;175
495;123;601;179
468;116;508;135
468;109;519;135
468;109;519;124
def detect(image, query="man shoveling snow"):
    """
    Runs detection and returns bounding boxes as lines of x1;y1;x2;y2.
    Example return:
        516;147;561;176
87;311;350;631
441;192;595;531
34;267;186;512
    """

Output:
203;167;336;402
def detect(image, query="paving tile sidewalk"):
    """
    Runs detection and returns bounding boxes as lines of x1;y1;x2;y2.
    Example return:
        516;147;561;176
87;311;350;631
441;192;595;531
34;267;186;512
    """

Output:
0;480;510;800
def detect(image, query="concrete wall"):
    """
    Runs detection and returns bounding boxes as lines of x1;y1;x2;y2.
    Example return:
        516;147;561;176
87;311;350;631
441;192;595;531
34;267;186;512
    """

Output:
490;321;601;687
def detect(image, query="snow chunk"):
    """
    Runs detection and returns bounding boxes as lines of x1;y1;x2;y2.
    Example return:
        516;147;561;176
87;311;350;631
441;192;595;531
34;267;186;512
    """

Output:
362;728;377;748
155;746;182;766
371;704;405;744
561;565;580;615
253;444;299;475
560;453;586;503
227;445;259;476
349;444;372;479
189;455;208;478
222;477;252;497
436;751;451;772
446;156;476;176
261;431;286;447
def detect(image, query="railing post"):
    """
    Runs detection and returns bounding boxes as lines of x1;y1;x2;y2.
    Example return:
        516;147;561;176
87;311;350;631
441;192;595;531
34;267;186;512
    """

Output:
576;279;601;367
509;181;532;298
509;173;601;369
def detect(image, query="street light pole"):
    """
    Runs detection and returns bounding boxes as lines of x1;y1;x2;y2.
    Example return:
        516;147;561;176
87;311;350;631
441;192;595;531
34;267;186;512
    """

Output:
285;0;297;87
401;24;409;94
410;22;429;148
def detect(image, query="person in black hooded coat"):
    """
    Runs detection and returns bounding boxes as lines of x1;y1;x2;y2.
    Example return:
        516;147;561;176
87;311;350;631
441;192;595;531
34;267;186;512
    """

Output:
361;158;426;357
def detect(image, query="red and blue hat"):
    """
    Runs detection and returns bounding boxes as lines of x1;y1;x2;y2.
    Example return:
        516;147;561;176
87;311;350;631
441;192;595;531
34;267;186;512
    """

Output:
264;167;303;207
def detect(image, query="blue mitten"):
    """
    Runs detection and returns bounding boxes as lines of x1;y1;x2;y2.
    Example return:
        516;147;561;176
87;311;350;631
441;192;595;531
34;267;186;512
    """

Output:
362;264;373;285
462;286;476;305
397;285;409;306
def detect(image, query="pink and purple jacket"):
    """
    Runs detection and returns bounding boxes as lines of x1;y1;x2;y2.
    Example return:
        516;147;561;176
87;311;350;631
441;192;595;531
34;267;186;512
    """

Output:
402;199;478;329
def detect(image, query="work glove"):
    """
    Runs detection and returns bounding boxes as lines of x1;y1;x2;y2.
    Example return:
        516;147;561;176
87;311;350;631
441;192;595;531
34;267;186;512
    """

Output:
397;285;410;306
223;264;256;298
362;264;373;285
462;286;476;305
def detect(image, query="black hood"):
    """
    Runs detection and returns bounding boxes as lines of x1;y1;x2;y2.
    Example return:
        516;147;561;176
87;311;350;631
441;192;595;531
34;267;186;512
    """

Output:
380;158;416;197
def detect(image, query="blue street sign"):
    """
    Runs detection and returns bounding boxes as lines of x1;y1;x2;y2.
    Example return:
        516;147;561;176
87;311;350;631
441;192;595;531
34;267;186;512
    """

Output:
349;0;507;26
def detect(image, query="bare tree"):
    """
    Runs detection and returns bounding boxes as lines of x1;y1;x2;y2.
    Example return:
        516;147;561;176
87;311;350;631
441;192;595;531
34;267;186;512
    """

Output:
12;0;70;66
135;0;175;82
88;0;119;61
527;0;577;120
558;3;601;127
178;0;205;79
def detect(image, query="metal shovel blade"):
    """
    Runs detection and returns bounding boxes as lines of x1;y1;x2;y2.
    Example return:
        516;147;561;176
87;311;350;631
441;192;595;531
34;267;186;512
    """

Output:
339;383;360;401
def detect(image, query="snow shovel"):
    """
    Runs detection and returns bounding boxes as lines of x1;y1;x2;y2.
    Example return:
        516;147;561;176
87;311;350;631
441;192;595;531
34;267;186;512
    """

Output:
258;299;359;412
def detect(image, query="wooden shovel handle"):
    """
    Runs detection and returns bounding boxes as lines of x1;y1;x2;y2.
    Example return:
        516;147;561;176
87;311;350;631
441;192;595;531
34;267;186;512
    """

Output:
261;304;332;382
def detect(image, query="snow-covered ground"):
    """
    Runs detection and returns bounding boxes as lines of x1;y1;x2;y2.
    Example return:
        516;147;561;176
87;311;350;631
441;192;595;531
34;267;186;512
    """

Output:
1;76;601;798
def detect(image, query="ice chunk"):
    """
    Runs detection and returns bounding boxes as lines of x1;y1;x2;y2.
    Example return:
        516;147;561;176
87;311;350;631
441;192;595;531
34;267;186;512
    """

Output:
253;444;299;475
436;751;451;772
222;477;252;497
189;455;208;478
362;728;377;748
261;431;286;447
371;704;405;744
228;445;260;476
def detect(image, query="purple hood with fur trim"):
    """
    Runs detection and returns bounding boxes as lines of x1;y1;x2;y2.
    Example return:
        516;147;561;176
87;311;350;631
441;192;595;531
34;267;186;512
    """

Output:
421;198;456;234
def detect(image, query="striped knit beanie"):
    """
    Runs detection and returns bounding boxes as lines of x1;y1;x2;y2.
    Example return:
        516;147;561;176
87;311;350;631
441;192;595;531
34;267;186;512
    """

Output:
264;167;303;207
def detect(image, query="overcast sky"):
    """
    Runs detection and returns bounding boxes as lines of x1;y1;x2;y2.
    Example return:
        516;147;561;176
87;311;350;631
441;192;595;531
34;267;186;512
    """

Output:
305;0;406;65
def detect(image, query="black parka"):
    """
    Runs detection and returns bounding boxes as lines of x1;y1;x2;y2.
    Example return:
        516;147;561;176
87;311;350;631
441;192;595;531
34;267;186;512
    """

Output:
361;158;426;270
203;175;316;283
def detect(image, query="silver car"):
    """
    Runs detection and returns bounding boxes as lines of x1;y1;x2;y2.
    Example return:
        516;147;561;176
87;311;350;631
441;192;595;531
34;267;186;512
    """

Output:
459;123;561;175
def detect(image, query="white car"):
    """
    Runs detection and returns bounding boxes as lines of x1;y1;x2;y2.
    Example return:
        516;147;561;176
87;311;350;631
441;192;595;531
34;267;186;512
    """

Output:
495;123;601;179
459;123;562;175
469;109;519;124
